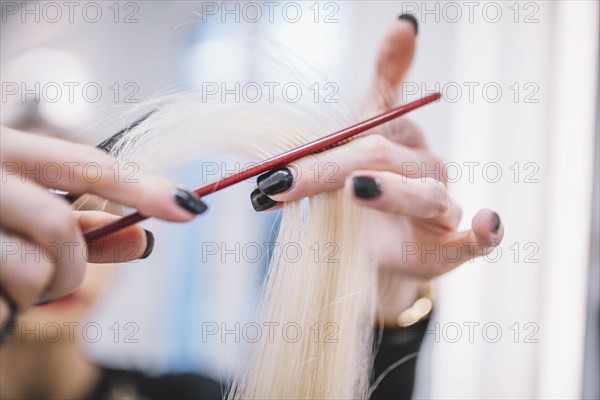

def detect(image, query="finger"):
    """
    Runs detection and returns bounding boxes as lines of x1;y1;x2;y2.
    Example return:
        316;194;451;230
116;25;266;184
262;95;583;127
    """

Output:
393;209;503;278
362;16;431;150
345;172;449;219
256;135;438;202
250;187;283;212
1;127;205;221
424;196;463;231
0;232;55;310
76;211;154;262
369;119;445;182
0;175;86;301
438;209;504;273
365;15;418;111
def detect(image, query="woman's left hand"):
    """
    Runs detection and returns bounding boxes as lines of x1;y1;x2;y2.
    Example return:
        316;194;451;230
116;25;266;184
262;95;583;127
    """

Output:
250;16;504;324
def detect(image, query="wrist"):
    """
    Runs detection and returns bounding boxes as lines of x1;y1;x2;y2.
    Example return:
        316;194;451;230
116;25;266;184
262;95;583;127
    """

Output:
376;271;433;328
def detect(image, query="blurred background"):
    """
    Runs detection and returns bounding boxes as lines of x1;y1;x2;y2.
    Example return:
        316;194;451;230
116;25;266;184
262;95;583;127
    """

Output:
1;1;598;399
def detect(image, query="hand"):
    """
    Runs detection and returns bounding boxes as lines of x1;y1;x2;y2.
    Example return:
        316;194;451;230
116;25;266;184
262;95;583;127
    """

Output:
0;126;207;325
249;16;504;324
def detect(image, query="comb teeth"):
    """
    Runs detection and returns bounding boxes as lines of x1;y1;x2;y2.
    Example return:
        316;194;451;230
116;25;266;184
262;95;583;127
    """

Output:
316;131;373;153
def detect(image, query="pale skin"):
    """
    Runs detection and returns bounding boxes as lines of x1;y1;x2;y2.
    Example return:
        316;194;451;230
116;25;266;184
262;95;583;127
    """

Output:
0;134;205;397
0;266;115;399
0;129;205;324
262;18;505;324
0;16;504;399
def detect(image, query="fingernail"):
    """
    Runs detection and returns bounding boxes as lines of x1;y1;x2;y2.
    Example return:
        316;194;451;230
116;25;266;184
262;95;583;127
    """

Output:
257;167;294;196
398;14;418;35
492;212;501;234
140;230;155;259
174;189;208;214
251;188;279;212
353;176;382;199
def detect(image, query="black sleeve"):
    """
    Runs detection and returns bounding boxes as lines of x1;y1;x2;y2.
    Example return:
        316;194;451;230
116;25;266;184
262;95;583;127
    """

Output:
91;317;429;400
370;316;430;400
89;368;223;400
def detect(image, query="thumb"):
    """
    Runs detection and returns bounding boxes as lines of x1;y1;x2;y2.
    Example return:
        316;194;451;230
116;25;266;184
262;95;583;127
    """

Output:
76;211;154;262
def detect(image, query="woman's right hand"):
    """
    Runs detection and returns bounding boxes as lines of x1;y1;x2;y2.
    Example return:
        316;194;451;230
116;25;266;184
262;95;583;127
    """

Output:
0;126;207;325
249;16;505;324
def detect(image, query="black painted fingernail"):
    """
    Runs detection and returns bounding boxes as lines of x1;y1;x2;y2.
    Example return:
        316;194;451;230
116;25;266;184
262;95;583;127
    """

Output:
174;189;208;215
140;230;155;259
398;14;418;35
353;176;382;199
492;212;501;234
257;167;294;196
251;188;278;212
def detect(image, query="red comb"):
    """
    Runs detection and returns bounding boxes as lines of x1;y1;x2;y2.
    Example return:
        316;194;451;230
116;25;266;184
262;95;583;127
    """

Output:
84;92;441;242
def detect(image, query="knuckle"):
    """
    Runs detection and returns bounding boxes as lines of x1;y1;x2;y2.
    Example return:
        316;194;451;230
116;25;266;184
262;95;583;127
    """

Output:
37;205;78;244
385;118;426;147
435;157;449;184
363;135;394;166
419;154;445;180
419;177;448;217
388;118;412;138
132;175;164;214
19;267;52;302
431;181;449;216
72;146;110;190
6;257;54;308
